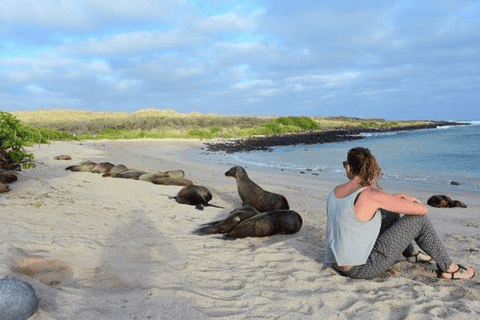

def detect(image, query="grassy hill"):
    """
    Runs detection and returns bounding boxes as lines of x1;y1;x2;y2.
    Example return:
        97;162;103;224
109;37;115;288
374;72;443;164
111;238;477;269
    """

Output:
11;109;429;141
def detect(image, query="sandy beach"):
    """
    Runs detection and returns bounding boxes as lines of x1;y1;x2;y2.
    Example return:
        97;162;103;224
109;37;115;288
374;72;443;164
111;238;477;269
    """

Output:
1;139;480;320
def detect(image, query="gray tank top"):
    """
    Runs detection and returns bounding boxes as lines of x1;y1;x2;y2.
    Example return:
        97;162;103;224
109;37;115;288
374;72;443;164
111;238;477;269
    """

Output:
325;187;381;266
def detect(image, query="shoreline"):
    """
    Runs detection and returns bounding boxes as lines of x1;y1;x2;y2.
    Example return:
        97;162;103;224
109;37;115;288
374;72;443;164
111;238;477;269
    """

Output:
203;121;469;153
1;139;479;319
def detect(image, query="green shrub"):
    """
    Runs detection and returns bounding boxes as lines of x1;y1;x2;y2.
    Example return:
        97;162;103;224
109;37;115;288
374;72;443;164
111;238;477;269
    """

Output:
186;129;212;139
273;116;320;130
0;112;34;163
362;121;380;128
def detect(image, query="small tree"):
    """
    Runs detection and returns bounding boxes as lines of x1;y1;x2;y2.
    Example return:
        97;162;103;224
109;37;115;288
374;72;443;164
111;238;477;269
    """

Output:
0;112;34;166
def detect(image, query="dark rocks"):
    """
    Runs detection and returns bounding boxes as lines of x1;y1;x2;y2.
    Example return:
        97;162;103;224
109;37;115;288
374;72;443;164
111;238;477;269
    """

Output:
204;121;468;153
0;278;38;320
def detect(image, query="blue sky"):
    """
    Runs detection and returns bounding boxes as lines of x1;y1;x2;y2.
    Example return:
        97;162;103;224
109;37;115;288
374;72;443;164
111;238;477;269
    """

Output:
1;0;479;120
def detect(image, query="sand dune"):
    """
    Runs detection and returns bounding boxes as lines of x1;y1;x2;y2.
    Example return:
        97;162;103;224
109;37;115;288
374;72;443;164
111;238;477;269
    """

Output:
1;140;479;319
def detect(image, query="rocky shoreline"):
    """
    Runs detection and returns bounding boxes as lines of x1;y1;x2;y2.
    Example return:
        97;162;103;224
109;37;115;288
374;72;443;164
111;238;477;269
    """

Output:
204;121;468;153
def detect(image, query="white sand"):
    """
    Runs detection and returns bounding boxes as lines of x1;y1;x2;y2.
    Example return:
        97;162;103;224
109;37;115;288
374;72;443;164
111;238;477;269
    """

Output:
1;139;480;320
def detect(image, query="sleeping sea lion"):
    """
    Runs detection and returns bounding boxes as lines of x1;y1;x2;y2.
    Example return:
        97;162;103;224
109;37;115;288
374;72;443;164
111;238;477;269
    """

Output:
193;205;260;235
92;162;115;174
224;209;303;239
427;195;467;208
54;155;72;160
173;185;224;210
110;169;148;180
0;182;9;193
151;177;194;186
65;161;97;172
0;172;17;184
225;166;289;212
0;278;39;320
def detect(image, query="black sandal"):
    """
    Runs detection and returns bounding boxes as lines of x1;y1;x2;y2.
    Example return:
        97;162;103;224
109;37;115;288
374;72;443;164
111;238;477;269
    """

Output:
438;264;475;280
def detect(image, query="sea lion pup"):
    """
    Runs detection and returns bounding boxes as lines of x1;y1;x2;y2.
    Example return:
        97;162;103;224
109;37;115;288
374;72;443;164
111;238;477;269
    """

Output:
0;278;39;320
225;166;289;212
193;205;260;235
427;195;467;208
224;210;303;239
173;185;224;210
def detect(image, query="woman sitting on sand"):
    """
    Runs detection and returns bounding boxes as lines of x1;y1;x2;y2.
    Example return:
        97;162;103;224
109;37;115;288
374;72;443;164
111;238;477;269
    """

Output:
325;147;475;280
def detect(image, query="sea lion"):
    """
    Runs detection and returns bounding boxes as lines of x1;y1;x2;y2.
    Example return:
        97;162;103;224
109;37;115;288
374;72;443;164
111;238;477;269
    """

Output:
65;161;97;172
427;195;467;208
92;162;115;174
54;155;72;160
165;170;185;179
110;169;147;180
193;205;260;235
225;166;289;212
102;164;128;177
110;164;128;174
173;185;224;210
0;172;17;184
0;278;39;320
0;181;9;193
138;172;170;182
151;177;194;186
139;170;185;182
224;209;303;239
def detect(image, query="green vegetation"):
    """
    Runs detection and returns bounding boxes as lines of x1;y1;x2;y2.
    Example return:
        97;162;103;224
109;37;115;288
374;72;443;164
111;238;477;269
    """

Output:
1;112;77;168
10;109;434;144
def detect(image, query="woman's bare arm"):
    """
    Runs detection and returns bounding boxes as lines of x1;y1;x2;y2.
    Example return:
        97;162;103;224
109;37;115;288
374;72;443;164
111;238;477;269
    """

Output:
368;189;428;216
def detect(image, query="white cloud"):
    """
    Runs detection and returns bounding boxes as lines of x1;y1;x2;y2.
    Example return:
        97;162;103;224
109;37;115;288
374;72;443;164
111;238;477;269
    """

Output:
174;67;205;79
287;72;361;87
195;12;256;31
0;0;185;29
233;79;274;90
258;88;280;97
116;79;140;90
25;84;46;93
88;61;111;74
65;29;201;56
291;84;305;92
217;41;263;53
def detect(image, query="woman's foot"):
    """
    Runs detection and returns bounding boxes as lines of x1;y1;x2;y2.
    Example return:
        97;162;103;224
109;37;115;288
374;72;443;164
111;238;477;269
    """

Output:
440;264;475;280
407;251;432;263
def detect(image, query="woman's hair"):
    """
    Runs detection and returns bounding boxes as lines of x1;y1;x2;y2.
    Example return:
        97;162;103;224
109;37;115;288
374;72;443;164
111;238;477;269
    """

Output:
346;147;382;187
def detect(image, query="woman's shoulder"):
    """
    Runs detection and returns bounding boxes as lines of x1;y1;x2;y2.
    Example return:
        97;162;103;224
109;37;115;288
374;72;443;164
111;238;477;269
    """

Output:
357;186;393;204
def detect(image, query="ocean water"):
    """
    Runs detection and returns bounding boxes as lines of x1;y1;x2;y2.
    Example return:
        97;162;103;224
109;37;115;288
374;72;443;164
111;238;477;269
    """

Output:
189;121;480;191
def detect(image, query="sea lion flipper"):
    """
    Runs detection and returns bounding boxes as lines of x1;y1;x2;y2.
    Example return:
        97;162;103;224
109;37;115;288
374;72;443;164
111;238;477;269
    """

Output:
206;203;224;209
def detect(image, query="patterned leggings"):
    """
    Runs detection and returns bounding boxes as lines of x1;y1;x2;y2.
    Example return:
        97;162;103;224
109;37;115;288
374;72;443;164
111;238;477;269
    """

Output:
343;211;453;279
